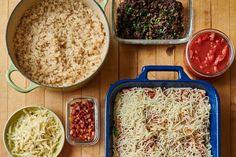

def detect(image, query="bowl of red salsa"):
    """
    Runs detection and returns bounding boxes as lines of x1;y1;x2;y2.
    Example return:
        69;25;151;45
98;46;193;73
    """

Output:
185;29;235;78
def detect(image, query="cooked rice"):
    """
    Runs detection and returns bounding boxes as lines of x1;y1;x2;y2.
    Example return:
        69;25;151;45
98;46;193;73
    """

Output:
14;0;106;87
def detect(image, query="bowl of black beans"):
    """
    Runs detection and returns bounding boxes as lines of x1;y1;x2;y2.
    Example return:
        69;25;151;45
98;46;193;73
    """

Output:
112;0;193;44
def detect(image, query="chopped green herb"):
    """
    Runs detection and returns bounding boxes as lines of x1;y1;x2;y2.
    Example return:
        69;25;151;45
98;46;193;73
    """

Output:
125;4;133;15
113;127;119;137
143;24;149;32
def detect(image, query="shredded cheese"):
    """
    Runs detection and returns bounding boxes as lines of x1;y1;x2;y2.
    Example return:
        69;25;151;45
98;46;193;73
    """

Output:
7;108;63;157
113;87;212;157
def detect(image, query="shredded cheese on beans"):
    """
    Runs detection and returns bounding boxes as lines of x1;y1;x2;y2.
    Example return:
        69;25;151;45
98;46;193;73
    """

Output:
113;87;212;157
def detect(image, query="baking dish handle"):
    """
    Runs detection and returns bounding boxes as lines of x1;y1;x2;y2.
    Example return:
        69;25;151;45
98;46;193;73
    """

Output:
136;66;191;81
6;63;40;93
97;0;108;10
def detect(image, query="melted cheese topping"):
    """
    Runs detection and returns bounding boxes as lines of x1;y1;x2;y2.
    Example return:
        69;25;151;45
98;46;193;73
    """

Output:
113;87;212;157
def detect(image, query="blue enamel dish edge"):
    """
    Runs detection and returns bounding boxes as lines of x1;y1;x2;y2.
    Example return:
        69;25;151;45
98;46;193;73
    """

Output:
105;66;220;157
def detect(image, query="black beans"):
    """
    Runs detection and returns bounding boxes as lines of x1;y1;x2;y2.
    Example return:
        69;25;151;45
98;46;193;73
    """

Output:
116;0;184;39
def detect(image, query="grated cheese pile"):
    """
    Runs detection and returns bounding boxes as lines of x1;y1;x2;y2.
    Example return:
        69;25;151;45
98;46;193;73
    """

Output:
113;87;212;157
7;108;63;157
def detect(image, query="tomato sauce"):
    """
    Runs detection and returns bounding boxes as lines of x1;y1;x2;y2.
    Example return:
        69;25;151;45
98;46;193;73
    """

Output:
187;32;230;75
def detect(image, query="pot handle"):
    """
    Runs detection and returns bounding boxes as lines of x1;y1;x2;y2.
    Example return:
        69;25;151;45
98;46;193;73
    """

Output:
97;0;108;10
136;65;191;81
6;63;40;93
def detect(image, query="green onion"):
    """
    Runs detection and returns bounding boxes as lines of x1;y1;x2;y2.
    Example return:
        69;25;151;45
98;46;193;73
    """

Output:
113;127;119;137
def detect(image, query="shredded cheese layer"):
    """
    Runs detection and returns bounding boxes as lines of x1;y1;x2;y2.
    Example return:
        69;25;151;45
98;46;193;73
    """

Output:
113;87;212;157
7;108;63;157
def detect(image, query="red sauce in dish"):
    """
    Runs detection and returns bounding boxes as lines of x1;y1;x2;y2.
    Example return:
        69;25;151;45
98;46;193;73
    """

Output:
188;32;230;75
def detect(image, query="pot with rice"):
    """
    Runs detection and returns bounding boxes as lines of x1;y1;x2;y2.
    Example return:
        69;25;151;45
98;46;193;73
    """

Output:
5;0;110;93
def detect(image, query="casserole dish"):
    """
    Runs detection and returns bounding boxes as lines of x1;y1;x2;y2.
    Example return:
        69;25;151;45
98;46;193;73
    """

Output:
112;0;193;44
105;66;220;157
5;0;110;93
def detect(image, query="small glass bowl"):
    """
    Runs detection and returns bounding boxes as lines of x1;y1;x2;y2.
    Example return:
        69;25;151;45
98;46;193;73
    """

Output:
184;29;235;78
112;0;193;45
65;96;100;145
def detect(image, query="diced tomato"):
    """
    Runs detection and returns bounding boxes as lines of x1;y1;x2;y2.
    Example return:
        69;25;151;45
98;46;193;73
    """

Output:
189;50;194;59
203;60;208;65
209;33;216;41
208;55;214;62
188;31;230;75
203;63;209;67
202;34;208;41
213;66;218;72
222;45;228;56
146;90;156;99
210;42;214;47
209;48;216;55
195;37;202;44
196;57;200;62
214;55;225;65
220;38;225;43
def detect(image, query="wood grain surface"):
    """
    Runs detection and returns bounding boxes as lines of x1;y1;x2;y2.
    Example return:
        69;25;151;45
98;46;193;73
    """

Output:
0;0;235;157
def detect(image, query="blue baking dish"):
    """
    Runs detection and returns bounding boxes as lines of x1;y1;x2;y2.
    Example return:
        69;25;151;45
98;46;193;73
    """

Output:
105;65;220;157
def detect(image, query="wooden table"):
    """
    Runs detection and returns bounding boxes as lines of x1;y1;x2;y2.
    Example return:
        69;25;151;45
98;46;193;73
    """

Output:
0;0;235;157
